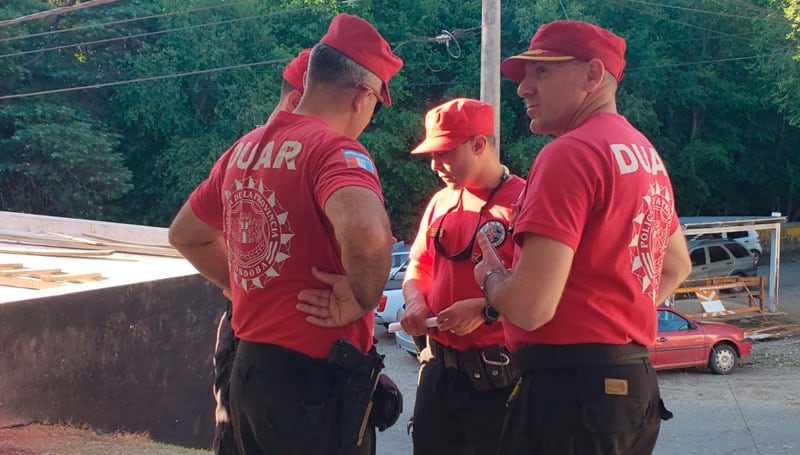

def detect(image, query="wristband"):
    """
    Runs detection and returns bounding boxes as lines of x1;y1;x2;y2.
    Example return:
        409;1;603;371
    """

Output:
480;268;506;296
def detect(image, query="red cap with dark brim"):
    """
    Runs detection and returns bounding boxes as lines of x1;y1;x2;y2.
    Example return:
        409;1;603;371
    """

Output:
502;20;626;82
320;13;403;105
282;48;311;92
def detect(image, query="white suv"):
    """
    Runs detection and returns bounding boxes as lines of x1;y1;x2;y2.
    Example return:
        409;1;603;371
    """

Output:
686;230;763;264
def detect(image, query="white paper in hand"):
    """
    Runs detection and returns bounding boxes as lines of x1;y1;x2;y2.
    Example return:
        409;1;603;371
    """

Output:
387;317;439;333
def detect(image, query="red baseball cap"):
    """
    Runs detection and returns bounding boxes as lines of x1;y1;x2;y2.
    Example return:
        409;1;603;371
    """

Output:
320;13;403;105
502;20;626;82
410;98;495;155
282;48;311;92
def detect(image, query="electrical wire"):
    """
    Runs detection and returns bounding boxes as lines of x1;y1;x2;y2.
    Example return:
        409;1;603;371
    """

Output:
617;0;760;20
610;0;758;41
0;6;315;60
0;0;118;28
0;25;480;100
2;47;794;101
558;0;570;20
625;50;795;71
0;57;290;101
0;0;259;44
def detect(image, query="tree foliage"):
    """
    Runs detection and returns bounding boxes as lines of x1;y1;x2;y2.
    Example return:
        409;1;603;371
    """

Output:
1;0;800;238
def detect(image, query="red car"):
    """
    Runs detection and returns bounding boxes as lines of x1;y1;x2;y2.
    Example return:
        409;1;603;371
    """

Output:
650;307;752;374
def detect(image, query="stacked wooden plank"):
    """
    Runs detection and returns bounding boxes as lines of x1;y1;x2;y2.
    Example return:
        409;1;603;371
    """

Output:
0;230;182;258
0;263;105;290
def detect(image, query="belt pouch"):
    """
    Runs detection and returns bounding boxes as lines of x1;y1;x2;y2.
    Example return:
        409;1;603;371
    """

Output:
462;345;513;391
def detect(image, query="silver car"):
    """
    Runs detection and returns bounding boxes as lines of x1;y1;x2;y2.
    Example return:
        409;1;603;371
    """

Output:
687;239;757;281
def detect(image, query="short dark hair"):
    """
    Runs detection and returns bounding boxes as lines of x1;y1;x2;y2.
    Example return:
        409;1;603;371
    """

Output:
280;79;299;97
307;43;380;92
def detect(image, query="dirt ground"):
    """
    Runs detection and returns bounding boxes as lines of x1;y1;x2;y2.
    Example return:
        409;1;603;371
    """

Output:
0;422;209;455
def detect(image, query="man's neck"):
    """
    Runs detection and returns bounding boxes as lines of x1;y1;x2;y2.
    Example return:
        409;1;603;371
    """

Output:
470;163;508;192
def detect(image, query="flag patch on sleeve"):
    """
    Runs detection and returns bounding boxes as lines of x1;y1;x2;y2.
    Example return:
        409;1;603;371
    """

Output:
342;149;375;174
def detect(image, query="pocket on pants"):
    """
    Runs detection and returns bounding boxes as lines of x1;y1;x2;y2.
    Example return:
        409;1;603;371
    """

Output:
582;394;646;434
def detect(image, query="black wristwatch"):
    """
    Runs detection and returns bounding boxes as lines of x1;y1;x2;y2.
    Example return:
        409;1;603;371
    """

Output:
484;304;500;325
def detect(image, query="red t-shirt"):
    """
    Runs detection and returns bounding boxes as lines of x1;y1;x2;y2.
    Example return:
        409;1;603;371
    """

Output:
508;112;679;349
189;111;382;359
410;175;525;351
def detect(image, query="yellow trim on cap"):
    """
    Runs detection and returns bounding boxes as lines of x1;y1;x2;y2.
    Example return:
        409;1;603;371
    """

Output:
510;53;575;62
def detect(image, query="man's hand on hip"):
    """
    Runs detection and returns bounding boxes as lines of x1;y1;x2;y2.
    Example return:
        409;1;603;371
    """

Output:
296;266;367;327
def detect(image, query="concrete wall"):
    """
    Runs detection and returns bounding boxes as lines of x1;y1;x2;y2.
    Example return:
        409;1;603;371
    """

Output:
0;274;225;449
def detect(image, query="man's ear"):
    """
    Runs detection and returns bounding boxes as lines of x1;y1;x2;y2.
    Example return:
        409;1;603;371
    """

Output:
287;90;302;112
352;88;371;114
472;135;488;156
585;59;606;92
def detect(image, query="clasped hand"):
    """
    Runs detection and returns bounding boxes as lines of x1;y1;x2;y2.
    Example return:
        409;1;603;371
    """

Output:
296;267;367;327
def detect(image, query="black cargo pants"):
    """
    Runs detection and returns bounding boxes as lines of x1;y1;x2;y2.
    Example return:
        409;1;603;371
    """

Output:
497;343;667;455
228;340;375;455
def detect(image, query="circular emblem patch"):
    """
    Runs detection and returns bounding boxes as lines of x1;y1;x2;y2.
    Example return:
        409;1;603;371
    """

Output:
480;220;507;248
224;177;293;291
630;182;674;304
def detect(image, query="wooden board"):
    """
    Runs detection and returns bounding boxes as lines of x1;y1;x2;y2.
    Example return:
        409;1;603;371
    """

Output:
40;272;103;283
0;275;62;290
0;268;62;277
0;247;115;258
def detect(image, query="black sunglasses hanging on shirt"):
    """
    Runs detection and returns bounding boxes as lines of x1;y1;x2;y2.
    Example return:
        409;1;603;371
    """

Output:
433;171;509;262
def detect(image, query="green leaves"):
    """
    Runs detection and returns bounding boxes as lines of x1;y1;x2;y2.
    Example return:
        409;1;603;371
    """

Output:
2;0;800;229
0;102;131;218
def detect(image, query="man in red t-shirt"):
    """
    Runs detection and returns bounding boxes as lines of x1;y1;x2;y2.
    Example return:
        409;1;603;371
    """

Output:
473;21;692;454
169;13;402;455
209;47;309;455
400;98;525;455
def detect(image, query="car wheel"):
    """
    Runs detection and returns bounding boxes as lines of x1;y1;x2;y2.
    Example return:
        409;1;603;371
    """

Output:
751;250;761;266
709;344;738;375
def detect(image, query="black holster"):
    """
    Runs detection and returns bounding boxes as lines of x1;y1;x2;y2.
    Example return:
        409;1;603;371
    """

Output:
327;339;402;446
368;374;403;431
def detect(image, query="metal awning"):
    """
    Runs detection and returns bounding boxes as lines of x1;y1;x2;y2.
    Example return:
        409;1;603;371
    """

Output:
680;213;786;312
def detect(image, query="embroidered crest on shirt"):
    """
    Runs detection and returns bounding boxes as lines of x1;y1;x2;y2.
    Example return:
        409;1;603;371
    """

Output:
629;182;673;304
224;177;294;291
342;149;375;174
480;220;507;247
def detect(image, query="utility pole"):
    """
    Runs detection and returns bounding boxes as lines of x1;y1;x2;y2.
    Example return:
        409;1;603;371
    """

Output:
481;0;501;154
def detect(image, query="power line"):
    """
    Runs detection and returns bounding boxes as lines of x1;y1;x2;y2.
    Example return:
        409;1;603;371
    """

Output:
626;49;795;71
0;0;258;44
610;0;757;41
617;0;759;20
0;0;119;28
4;46;793;101
0;26;475;100
0;6;315;60
558;0;570;20
0;57;290;101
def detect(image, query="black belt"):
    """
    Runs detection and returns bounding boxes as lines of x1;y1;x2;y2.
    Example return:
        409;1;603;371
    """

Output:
429;338;466;371
237;340;332;371
512;342;650;374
